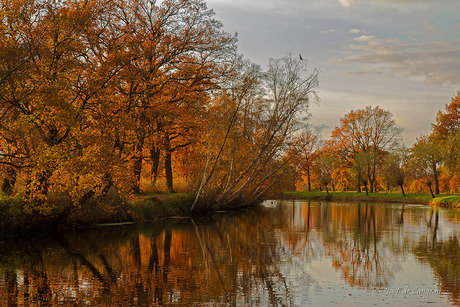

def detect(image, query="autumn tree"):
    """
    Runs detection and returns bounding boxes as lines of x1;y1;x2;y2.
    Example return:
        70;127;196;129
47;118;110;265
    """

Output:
191;53;319;209
112;0;237;193
443;132;460;178
432;92;460;139
431;92;460;180
0;0;133;205
297;129;322;192
314;152;337;194
352;151;377;195
409;136;442;197
382;146;410;196
0;0;239;209
329;106;402;193
331;167;352;192
0;0;320;213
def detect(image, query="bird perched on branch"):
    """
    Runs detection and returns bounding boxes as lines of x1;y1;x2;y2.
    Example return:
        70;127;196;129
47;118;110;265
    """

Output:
299;54;303;60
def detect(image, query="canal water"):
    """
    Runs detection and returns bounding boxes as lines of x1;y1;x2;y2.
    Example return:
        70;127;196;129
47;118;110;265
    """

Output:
0;201;459;306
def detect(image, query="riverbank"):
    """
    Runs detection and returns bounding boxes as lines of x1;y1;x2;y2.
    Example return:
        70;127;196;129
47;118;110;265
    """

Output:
0;192;187;237
429;195;460;209
0;192;256;237
283;191;460;209
3;191;459;237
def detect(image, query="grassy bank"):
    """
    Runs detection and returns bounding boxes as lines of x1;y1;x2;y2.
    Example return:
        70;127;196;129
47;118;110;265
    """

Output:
429;195;460;209
4;190;458;237
0;192;254;237
0;193;136;237
283;191;460;208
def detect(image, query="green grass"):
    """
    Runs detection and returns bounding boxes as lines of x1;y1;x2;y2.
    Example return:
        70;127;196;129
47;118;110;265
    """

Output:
429;195;460;209
284;191;453;205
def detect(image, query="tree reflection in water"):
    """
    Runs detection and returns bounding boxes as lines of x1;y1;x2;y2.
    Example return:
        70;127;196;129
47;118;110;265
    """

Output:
413;209;460;306
0;202;459;306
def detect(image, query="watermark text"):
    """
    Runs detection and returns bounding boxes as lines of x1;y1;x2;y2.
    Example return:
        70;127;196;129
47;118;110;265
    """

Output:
384;285;440;298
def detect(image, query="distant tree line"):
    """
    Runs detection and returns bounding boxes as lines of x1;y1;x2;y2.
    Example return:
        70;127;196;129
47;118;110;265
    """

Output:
291;93;460;197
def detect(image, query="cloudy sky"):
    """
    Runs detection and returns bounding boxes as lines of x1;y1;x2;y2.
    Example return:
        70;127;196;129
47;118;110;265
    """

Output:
205;0;460;145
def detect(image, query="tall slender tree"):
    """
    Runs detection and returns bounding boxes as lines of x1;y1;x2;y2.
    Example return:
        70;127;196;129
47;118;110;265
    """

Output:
329;106;402;193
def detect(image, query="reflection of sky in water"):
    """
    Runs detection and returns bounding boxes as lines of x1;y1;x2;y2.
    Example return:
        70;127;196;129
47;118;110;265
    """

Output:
0;200;459;306
264;201;457;306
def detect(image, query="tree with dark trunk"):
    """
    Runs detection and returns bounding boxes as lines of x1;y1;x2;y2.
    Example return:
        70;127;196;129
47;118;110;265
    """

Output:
150;146;161;184
328;106;403;194
1;166;17;195
298;130;322;192
410;136;442;197
132;138;145;194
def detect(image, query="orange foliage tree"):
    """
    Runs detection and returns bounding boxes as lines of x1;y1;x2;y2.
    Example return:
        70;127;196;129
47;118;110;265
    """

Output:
432;92;460;180
113;0;237;193
432;92;460;139
328;106;403;193
0;0;324;212
0;0;133;208
0;0;238;210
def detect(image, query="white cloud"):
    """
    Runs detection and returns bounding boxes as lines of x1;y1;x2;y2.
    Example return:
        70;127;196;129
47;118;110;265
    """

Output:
422;20;436;32
337;0;351;8
353;35;378;43
337;0;427;7
348;28;366;34
330;33;460;86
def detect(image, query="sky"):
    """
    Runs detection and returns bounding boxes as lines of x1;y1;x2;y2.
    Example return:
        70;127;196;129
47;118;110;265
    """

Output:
205;0;460;145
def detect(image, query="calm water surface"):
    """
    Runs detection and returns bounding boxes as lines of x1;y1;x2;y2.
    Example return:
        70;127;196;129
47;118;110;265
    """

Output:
1;201;460;306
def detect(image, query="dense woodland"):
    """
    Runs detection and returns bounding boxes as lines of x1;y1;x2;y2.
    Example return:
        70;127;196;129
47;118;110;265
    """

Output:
0;0;319;213
0;0;458;218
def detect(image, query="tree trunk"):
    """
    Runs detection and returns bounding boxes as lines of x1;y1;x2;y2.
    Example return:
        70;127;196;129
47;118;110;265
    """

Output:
132;138;144;194
164;134;175;193
357;171;362;193
363;181;369;196
1;166;17;195
369;181;374;193
368;166;374;193
399;184;406;197
370;163;377;193
434;170;440;195
428;184;435;198
100;173;114;198
307;165;311;192
150;146;161;184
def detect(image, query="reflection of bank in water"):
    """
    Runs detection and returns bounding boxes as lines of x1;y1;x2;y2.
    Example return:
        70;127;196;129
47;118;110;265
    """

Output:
413;209;460;306
0;201;458;306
